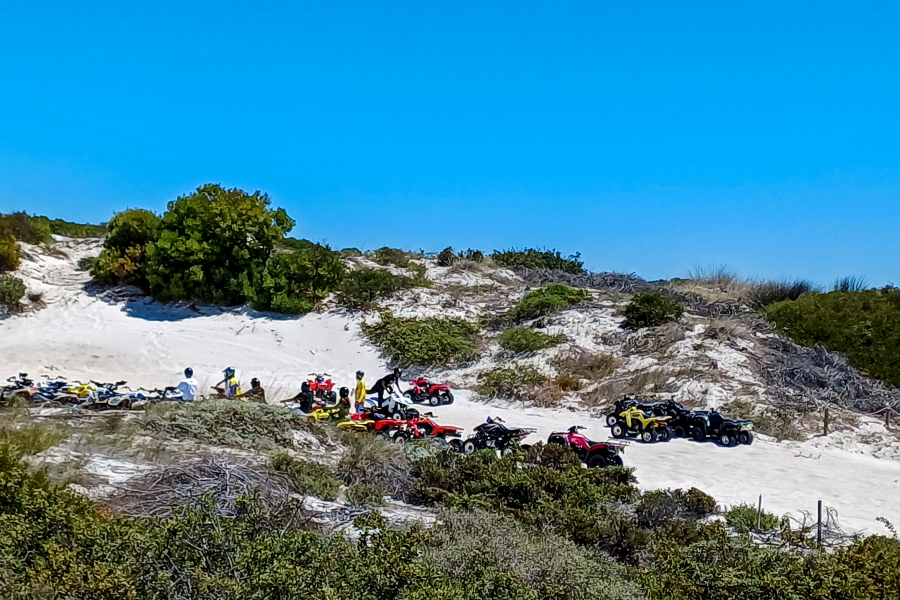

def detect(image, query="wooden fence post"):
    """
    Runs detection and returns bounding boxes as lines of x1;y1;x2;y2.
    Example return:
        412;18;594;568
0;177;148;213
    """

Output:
817;500;823;548
823;408;830;436
757;494;763;531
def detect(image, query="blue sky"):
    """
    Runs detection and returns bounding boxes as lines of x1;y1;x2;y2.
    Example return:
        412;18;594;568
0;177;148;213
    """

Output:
1;1;899;285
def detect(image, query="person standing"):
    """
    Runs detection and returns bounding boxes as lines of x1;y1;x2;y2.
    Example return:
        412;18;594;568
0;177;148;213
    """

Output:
354;370;367;413
176;367;199;401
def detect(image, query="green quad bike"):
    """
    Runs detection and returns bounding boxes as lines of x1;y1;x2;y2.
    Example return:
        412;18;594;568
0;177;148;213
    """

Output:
609;406;672;443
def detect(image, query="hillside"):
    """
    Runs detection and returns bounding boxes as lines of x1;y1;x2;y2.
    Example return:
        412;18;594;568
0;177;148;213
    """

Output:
1;236;899;536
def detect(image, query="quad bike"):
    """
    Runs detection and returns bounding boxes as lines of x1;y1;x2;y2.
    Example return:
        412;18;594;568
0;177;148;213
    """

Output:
547;426;625;468
403;377;454;406
336;412;376;433
308;373;337;403
462;417;536;456
29;378;72;403
307;405;348;423
79;381;130;409
605;395;640;426
373;419;421;443
407;412;463;450
1;373;36;404
689;411;754;446
609;406;672;442
358;397;420;421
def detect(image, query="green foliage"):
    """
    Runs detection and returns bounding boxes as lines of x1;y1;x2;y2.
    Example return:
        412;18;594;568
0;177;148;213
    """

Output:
635;488;717;529
336;268;423;308
746;278;817;308
269;452;340;500
474;362;548;399
623;291;684;329
345;483;386;507
370;246;412;267
492;248;584;274
437;246;457;266
498;326;567;353
0;236;19;272
0;212;51;244
30;215;106;238
833;275;869;292
725;503;781;533
144;184;294;305
91;209;161;289
764;288;900;387
0;421;66;455
0;274;26;312
508;284;590;321
337;432;413;499
361;312;480;367
247;242;346;314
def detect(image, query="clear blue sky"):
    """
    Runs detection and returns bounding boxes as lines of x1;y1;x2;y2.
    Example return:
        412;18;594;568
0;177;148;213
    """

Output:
2;1;899;285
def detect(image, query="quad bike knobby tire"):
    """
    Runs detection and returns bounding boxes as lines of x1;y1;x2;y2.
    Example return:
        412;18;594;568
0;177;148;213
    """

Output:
691;427;706;442
442;391;454;405
606;414;618;426
391;412;404;421
641;429;658;443
547;435;566;446
586;453;609;468
449;439;462;452
500;446;517;457
657;428;671;442
611;423;627;438
719;432;737;447
428;395;441;406
672;425;687;438
610;455;624;467
462;439;477;455
738;431;754;445
392;431;410;443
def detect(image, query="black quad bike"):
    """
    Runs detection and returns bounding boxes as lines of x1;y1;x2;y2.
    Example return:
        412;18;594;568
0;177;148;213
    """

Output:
462;417;536;456
689;411;754;446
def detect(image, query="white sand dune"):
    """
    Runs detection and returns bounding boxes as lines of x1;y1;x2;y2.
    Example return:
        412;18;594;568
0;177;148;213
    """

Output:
2;237;899;536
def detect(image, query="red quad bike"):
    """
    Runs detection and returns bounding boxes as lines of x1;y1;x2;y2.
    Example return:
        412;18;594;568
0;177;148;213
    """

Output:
308;373;337;403
548;426;626;468
403;377;454;406
410;412;464;450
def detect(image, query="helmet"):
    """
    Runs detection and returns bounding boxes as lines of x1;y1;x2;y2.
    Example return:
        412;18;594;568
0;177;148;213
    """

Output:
184;367;193;378
223;367;235;377
393;368;402;379
251;378;261;389
301;381;311;393
356;370;364;379
339;386;349;398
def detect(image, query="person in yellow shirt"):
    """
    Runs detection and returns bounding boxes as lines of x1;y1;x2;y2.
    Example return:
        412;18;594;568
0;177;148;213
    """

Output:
354;370;367;413
212;367;242;399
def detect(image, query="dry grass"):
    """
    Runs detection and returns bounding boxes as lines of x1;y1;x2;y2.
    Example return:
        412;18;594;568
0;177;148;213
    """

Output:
336;432;413;499
702;316;748;341
669;265;754;303
552;348;619;381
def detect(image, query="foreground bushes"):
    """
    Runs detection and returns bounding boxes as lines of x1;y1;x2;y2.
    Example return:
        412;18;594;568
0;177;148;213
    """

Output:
246;242;346;313
0;274;26;312
492;248;584;274
765;288;900;387
91;208;160;289
362;312;480;367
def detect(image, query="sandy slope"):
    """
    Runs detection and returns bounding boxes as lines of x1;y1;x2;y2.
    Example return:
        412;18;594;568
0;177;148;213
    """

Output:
2;239;899;535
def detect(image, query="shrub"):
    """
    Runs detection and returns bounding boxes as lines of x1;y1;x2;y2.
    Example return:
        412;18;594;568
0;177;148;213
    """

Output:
437;246;457;266
370;246;411;268
553;349;619;381
498;326;567;353
832;275;869;292
345;483;386;507
554;373;582;392
91;208;160;288
145;184;293;304
0;236;19;272
764;288;900;387
507;283;590;321
0;275;26;312
340;247;362;257
337;432;412;499
246;242;345;314
460;248;484;262
0;212;51;244
492;248;584;274
336;268;422;309
29;215;106;238
623;291;684;329
76;256;96;271
746;278;817;308
725;503;781;533
474;362;548;399
269;453;340;500
362;312;480;367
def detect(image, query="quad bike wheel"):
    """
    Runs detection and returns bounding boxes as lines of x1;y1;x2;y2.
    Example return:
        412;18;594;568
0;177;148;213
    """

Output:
392;412;404;421
449;439;462;452
586;453;608;468
738;431;754;445
462;439;477;455
691;427;706;442
657;428;671;442
641;429;658;443
719;432;737;447
611;423;627;438
547;435;566;446
500;446;515;457
672;425;686;438
610;455;624;467
392;431;410;443
428;395;441;406
606;414;618;426
442;391;454;405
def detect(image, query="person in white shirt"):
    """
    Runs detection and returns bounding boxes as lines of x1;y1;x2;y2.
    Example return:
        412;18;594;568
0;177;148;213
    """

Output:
176;367;199;401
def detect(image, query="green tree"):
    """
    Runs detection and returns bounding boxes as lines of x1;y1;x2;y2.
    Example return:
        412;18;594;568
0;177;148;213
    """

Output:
246;242;346;314
145;184;293;305
91;209;160;289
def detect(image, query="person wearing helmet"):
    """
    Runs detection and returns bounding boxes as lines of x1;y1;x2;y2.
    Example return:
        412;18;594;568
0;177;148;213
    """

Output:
368;368;404;411
241;377;266;403
332;386;351;419
354;370;367;413
212;367;242;399
282;380;316;413
176;367;198;402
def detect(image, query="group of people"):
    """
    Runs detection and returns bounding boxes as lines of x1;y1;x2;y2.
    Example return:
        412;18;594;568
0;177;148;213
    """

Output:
172;366;405;414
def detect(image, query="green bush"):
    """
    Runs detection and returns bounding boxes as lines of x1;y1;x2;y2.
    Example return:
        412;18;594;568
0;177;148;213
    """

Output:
507;284;590;321
345;483;386;507
336;268;422;309
246;242;345;314
0;212;51;245
0;236;19;272
474;362;548;399
437;246;457;266
492;248;584;274
623;291;684;329
91;209;160;289
30;215;106;238
361;312;480;367
144;184;293;305
0;274;26;312
764;288;900;387
498;326;567;353
724;503;781;533
269;453;340;500
370;246;411;267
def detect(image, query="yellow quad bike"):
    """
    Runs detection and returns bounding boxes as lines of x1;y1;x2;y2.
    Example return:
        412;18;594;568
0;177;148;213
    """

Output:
307;406;348;423
610;406;672;443
335;414;375;432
